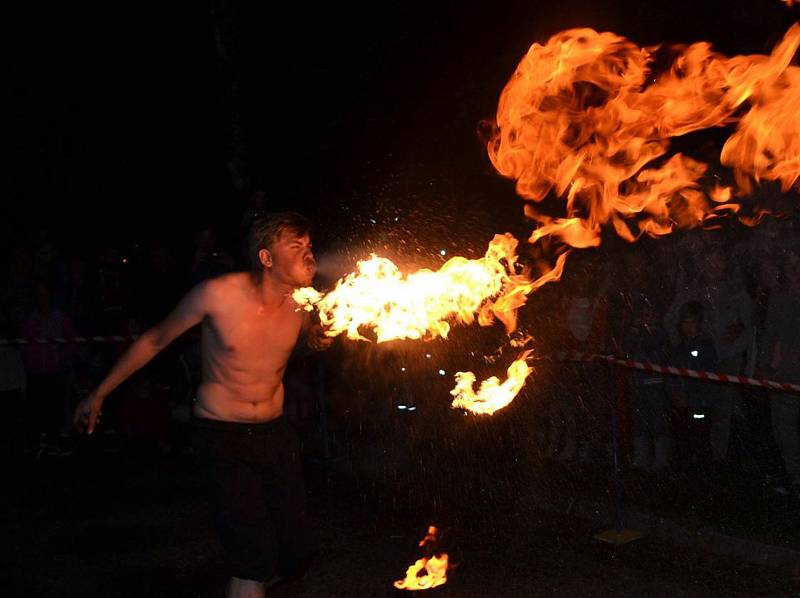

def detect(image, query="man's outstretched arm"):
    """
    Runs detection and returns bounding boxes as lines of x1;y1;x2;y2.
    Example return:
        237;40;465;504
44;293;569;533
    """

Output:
73;281;212;434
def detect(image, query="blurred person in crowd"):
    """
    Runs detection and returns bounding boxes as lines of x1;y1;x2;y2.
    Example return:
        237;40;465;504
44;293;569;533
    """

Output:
743;231;789;479
762;250;800;498
665;246;752;463
31;229;69;303
2;246;36;332
134;243;189;427
98;247;126;334
21;280;78;456
738;221;793;359
623;296;671;470
65;256;102;337
608;245;673;461
0;309;26;460
144;242;185;324
671;301;719;471
120;240;152;321
73;213;332;598
547;256;610;463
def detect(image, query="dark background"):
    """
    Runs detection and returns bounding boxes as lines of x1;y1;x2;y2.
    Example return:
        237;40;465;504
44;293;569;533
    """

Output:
6;3;800;596
7;0;797;259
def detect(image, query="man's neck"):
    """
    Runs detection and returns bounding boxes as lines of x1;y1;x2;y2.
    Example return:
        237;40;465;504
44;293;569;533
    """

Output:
254;271;294;309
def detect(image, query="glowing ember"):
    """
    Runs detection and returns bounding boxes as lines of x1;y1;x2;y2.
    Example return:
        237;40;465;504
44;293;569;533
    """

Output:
393;526;449;591
293;234;567;342
450;351;533;415
488;24;800;248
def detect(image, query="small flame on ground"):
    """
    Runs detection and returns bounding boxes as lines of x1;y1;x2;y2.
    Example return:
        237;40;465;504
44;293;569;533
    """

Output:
393;526;449;591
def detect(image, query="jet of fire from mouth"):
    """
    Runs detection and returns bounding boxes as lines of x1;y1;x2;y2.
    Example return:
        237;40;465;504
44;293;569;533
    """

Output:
293;237;562;415
293;234;568;343
488;24;800;249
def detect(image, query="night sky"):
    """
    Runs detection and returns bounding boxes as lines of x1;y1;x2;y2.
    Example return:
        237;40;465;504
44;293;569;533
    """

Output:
7;0;798;257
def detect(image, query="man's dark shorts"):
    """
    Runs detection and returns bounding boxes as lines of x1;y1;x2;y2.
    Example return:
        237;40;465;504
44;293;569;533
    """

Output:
193;415;317;582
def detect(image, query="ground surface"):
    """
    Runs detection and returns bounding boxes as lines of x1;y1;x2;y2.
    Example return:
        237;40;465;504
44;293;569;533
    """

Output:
3;440;795;598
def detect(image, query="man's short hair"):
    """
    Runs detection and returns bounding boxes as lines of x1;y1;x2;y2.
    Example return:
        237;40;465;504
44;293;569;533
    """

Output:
249;212;310;271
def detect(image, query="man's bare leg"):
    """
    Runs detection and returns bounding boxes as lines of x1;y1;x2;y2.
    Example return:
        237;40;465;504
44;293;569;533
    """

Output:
226;577;265;598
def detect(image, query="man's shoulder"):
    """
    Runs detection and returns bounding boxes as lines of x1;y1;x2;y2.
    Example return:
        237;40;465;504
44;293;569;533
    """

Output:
203;271;250;293
190;272;251;307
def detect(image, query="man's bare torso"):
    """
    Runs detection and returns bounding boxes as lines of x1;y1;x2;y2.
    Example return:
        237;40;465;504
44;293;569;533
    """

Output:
192;273;304;423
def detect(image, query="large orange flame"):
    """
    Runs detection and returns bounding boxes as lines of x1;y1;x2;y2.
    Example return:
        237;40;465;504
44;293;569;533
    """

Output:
297;26;800;417
393;526;449;591
293;235;567;342
488;24;800;248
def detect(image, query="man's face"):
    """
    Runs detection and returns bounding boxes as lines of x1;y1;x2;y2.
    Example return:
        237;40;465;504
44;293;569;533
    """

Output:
268;231;316;287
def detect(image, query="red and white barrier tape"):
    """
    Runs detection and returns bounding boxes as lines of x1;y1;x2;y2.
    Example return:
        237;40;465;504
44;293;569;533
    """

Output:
2;336;798;394
0;335;138;346
545;351;800;394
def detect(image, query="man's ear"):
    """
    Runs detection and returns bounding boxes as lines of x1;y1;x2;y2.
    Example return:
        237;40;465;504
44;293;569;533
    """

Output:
258;248;272;268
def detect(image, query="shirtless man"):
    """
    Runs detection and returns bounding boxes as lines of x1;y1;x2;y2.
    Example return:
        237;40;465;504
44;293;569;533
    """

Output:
74;213;332;598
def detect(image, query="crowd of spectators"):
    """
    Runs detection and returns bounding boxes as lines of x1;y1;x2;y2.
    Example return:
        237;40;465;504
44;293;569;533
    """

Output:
530;215;800;498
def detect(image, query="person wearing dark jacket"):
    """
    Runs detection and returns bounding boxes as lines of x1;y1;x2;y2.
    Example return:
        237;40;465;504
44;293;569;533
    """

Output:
762;252;800;497
672;301;720;469
623;297;671;470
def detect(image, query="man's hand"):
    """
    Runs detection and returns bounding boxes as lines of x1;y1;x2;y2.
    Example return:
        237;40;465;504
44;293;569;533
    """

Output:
73;392;104;435
308;323;334;352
